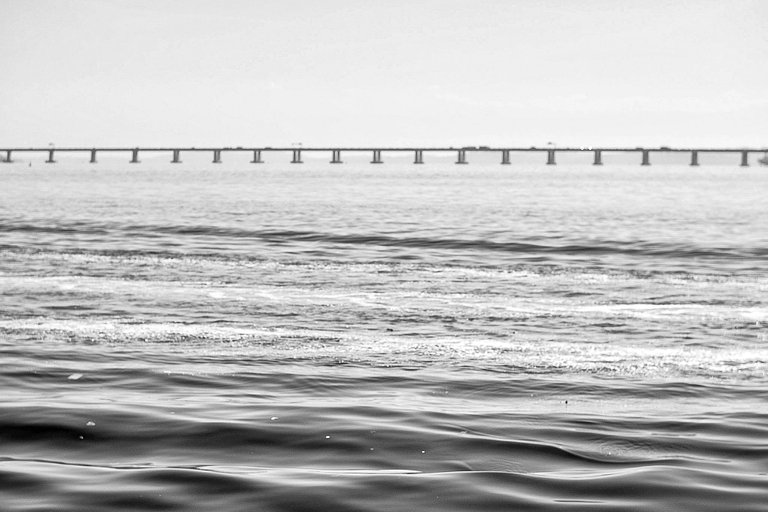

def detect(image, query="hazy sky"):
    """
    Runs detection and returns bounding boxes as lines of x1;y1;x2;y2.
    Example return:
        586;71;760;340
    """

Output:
1;0;766;147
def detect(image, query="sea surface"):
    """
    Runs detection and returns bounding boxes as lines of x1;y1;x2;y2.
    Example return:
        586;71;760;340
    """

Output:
1;160;767;511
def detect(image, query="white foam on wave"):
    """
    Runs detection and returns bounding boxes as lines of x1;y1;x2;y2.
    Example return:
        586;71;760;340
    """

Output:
1;318;766;379
5;247;767;285
0;318;274;340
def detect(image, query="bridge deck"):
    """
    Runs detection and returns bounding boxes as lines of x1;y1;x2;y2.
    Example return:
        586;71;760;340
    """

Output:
2;146;766;166
1;147;766;152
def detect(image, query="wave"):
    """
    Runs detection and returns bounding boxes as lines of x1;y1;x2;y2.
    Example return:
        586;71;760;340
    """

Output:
1;403;767;511
1;319;766;380
2;218;766;261
2;460;766;511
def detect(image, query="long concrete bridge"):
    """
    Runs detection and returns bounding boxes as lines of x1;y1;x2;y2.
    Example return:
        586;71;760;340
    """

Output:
1;146;767;166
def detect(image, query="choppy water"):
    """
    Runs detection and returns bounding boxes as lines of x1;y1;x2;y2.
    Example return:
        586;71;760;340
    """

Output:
1;162;767;511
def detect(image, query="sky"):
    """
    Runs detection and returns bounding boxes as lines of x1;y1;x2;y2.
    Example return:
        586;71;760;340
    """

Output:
1;0;766;148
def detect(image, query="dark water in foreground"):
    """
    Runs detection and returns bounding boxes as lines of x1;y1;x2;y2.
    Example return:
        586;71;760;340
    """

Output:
1;164;767;511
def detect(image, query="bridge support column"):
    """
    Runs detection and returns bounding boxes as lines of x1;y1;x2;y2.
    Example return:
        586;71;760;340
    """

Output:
130;149;140;163
89;149;97;163
740;151;749;167
371;150;383;164
501;150;510;165
546;149;556;165
3;150;12;163
593;149;603;165
690;150;699;166
331;150;343;164
456;149;468;164
172;150;181;163
641;150;650;166
291;149;303;164
251;150;263;163
213;149;222;163
414;150;424;164
46;149;56;163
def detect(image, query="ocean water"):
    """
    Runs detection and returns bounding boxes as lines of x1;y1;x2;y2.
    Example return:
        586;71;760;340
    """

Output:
1;161;767;511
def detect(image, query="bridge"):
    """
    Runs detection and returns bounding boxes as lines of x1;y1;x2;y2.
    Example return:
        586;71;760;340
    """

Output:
1;146;766;166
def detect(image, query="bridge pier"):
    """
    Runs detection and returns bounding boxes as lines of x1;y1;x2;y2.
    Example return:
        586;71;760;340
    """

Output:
371;150;383;164
130;149;140;164
501;150;511;165
456;149;468;164
251;150;263;163
546;149;556;165
593;149;603;165
46;149;56;164
414;150;424;164
291;149;303;164
89;149;97;163
331;150;343;164
172;150;181;163
3;150;12;163
641;150;651;166
213;149;222;164
741;151;749;167
690;150;699;166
